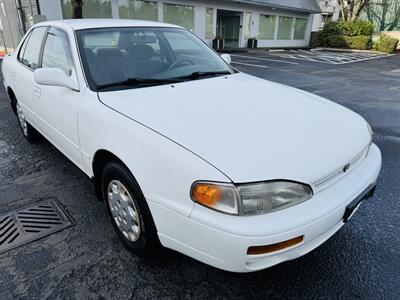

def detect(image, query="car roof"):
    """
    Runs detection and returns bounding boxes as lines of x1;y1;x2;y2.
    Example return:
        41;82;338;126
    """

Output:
35;18;182;31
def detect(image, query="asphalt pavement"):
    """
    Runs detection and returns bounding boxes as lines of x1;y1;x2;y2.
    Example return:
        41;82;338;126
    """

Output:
0;52;399;299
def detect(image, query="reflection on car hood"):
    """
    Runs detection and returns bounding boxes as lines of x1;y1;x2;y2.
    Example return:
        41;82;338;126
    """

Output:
98;73;370;184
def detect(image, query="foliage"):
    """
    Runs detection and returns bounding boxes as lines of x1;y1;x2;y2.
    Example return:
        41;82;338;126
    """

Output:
344;35;372;49
327;35;348;48
321;20;374;46
327;35;372;49
337;20;374;36
320;22;342;46
373;35;399;53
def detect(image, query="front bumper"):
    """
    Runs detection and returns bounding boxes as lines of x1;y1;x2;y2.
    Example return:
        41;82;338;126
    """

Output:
150;144;382;272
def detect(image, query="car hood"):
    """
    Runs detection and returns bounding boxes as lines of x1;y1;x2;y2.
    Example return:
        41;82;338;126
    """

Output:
98;73;370;184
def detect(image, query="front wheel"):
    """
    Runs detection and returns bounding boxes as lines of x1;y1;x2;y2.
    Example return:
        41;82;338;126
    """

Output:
16;102;41;143
101;161;160;255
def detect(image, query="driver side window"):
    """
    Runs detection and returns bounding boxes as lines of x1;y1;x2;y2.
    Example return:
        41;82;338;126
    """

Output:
42;28;74;76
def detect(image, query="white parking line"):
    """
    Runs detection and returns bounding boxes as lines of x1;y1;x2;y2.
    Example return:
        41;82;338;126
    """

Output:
230;54;299;65
277;50;393;65
231;61;269;68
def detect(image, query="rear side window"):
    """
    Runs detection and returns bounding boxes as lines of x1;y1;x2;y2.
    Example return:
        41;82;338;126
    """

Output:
42;29;74;76
19;27;47;69
17;32;31;63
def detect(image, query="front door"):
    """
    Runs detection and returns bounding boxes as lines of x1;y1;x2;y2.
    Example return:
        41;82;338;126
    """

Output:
34;27;84;169
221;16;240;48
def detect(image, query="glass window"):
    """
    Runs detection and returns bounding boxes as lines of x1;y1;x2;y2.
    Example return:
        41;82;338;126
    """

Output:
83;31;120;47
21;27;47;69
17;31;32;63
205;8;214;39
277;16;293;40
42;29;74;76
243;12;252;39
77;27;234;90
163;3;194;31
118;0;158;21
258;15;276;39
294;18;308;40
61;0;112;19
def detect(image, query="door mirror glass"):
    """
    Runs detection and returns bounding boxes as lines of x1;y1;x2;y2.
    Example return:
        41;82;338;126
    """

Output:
34;68;79;91
221;53;231;65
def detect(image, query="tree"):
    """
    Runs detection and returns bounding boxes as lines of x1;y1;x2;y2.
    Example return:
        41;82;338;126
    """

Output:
338;0;371;21
365;0;400;31
69;0;83;19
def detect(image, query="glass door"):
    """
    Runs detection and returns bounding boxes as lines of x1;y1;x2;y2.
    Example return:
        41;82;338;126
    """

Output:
221;16;240;48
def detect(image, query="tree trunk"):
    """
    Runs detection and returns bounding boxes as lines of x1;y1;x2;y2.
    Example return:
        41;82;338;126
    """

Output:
338;0;370;21
70;0;83;19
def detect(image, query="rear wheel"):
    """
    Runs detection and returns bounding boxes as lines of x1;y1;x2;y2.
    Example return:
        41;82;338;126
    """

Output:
16;102;41;143
101;161;160;255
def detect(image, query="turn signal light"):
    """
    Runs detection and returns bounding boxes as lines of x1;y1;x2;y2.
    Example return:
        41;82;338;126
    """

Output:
191;183;222;206
247;236;304;255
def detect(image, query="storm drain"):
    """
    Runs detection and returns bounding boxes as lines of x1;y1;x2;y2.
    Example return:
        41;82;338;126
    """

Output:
0;199;74;254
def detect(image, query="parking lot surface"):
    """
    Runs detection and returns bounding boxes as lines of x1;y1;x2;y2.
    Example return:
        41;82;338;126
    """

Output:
0;53;399;299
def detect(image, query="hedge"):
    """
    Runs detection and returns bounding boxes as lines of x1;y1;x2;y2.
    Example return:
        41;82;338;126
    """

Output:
327;35;372;50
321;20;374;46
373;35;399;53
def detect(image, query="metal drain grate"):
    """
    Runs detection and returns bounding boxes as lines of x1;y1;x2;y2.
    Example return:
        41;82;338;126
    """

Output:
0;199;74;254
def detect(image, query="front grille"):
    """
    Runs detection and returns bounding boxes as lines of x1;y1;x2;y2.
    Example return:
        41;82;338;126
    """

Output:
0;199;74;254
313;145;369;192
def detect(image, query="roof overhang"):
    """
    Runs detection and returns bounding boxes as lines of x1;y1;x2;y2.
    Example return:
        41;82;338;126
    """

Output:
226;0;322;14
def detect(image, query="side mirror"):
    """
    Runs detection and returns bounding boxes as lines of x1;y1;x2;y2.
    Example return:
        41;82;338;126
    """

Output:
34;68;79;91
220;53;232;65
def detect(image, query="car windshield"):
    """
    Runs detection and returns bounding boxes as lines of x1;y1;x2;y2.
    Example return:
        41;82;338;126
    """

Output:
76;27;235;90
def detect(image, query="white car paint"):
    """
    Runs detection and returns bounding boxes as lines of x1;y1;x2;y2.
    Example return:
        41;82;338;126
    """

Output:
2;19;381;272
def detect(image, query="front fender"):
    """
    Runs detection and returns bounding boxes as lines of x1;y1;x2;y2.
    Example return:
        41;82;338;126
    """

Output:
78;90;231;218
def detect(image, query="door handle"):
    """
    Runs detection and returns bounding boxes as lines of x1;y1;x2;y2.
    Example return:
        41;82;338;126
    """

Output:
34;86;41;97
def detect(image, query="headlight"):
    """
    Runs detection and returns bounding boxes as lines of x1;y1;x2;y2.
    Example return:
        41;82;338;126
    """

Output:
237;181;313;215
191;181;312;215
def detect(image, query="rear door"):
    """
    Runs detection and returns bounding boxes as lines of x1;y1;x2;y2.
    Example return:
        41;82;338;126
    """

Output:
12;26;48;129
34;27;84;169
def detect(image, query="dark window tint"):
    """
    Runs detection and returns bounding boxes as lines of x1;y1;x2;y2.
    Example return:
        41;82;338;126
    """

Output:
21;27;47;69
42;29;73;76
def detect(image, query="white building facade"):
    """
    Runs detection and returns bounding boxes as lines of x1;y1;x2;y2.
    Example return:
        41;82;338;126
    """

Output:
312;0;340;31
37;0;321;49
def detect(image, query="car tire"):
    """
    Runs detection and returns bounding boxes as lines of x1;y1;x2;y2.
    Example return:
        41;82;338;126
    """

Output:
101;161;161;255
15;101;42;143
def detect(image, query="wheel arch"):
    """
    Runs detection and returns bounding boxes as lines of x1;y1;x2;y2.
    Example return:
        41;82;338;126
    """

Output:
92;149;136;201
7;86;17;114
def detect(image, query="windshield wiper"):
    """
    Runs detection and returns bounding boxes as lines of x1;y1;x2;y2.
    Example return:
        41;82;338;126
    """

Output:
173;71;232;81
97;78;183;90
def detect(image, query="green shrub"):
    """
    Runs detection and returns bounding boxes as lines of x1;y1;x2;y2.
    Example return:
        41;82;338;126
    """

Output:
327;35;347;48
327;35;372;50
320;21;341;46
337;20;374;36
343;36;372;50
373;35;399;53
321;20;374;46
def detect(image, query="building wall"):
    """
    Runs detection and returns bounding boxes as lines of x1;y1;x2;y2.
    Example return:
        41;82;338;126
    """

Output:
39;0;315;49
0;0;41;53
312;0;340;32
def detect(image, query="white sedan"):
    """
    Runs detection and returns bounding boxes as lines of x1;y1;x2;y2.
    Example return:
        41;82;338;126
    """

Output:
2;19;381;272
